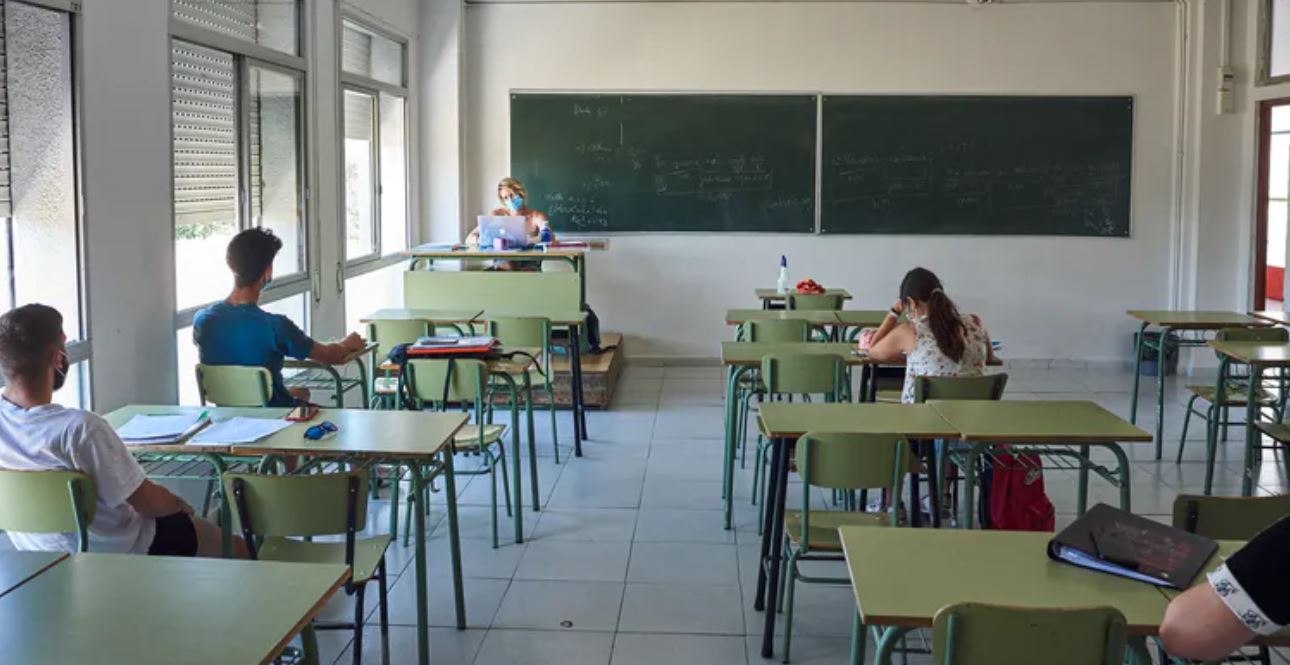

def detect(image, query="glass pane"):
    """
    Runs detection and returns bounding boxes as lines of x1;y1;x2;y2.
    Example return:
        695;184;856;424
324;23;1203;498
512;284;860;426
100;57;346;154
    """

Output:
52;360;89;410
1273;105;1290;132
379;94;408;254
1270;200;1287;269
344;89;376;260
261;292;308;332
171;0;298;56
7;3;80;339
249;65;304;278
176;292;307;404
341;20;404;86
1273;134;1290;200
344;264;403;336
173;41;239;311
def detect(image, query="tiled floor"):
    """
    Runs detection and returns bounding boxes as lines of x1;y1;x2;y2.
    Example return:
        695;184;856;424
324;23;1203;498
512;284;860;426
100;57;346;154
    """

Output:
7;363;1283;664
286;363;1290;664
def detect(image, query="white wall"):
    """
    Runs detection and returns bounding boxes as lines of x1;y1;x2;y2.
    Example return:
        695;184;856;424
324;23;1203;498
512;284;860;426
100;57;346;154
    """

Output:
463;2;1181;362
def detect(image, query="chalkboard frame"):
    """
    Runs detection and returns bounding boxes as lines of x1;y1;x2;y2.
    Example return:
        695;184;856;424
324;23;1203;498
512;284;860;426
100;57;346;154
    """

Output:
509;91;820;235
818;94;1136;238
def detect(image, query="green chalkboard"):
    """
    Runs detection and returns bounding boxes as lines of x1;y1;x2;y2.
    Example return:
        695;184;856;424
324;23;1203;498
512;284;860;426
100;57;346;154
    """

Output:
510;94;817;233
820;96;1133;236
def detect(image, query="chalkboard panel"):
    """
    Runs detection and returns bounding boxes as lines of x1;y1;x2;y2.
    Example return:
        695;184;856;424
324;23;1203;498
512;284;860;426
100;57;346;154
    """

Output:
820;96;1133;236
510;94;817;233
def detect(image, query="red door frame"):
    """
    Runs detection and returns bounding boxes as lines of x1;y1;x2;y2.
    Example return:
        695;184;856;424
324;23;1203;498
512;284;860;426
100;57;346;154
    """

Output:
1255;97;1290;308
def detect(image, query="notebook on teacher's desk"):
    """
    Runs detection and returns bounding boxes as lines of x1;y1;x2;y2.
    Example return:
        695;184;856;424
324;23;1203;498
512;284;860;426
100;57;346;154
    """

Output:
1047;503;1216;588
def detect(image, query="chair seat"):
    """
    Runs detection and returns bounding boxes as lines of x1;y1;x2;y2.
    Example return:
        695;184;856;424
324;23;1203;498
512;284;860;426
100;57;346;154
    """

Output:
785;510;891;549
454;424;506;447
258;535;391;584
874;389;902;404
1185;384;1279;406
1255;421;1290;443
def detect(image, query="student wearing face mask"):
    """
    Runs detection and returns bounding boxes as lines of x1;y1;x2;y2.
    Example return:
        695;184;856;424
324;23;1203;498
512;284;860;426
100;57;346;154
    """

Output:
466;176;555;247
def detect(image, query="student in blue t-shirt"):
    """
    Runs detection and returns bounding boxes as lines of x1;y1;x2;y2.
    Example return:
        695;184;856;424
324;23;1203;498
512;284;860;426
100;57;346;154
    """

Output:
193;228;366;407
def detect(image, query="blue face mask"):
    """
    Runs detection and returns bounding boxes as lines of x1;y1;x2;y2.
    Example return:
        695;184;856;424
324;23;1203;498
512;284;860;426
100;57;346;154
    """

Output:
506;196;524;212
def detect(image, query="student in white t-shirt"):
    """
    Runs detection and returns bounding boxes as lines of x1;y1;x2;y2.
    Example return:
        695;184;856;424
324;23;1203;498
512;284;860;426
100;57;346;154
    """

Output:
0;304;246;557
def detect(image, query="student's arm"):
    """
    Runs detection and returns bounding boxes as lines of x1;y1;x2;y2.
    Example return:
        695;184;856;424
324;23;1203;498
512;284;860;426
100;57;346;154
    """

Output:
272;314;363;365
126;479;193;519
972;314;1000;365
867;321;914;362
307;332;365;365
1161;515;1290;660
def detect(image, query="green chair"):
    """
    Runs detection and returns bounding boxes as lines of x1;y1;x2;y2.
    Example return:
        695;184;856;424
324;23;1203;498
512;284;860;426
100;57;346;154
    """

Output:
914;373;1010;525
787;293;844;311
405;358;512;548
366;319;433;410
751;353;848;535
488;317;561;463
780;432;908;664
1179;327;1287;466
0;469;96;552
195;364;273;407
733;319;824;469
225;471;390;665
931;603;1127;665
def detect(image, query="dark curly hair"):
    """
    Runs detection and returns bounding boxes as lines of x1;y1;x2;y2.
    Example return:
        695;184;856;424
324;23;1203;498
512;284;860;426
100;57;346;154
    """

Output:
0;304;63;382
226;227;283;288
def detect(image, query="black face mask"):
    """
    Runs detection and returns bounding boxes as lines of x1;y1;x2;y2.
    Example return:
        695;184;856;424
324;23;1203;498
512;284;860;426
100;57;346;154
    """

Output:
52;351;69;392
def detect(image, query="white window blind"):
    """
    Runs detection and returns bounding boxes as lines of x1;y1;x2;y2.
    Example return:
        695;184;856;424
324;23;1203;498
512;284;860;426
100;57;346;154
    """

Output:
341;24;372;79
0;0;11;220
172;41;238;227
172;0;257;44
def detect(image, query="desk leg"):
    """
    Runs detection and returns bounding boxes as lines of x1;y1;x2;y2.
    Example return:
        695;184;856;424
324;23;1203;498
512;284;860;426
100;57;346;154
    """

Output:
1244;366;1261;497
409;463;431;665
504;375;524;543
926;440;941;528
1130;321;1148;425
205;454;231;557
356;358;370;410
1155;326;1173;460
960;444;984;530
1205;357;1229;495
850;611;867;665
760;436;790;659
441;454;467;629
723;366;749;530
569;325;586;455
754;434;783;612
909;442;922;528
524;370;540;511
299;623;321;665
874;626;909;665
1077;444;1090;517
1126;637;1152;665
1106;443;1132;512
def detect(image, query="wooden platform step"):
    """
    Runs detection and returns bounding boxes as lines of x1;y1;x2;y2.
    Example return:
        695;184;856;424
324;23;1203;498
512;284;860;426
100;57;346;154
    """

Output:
541;333;624;410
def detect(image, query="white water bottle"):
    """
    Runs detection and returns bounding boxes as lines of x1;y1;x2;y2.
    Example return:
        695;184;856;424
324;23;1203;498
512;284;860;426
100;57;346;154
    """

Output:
776;255;790;294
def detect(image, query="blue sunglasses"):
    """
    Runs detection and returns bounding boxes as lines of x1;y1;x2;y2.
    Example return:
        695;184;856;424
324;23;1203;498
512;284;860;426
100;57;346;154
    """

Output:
304;421;338;441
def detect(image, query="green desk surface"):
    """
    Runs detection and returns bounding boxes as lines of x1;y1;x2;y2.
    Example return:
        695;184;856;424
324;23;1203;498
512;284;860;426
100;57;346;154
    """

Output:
930;400;1152;443
104;405;467;460
839;528;1170;635
360;308;485;324
0;552;65;598
724;309;840;326
0;553;348;664
721;342;863;366
1126;310;1266;328
409;244;585;259
1250;310;1290;326
833;310;889;327
758;403;959;439
1208;339;1290;366
103;405;293;455
756;288;852;301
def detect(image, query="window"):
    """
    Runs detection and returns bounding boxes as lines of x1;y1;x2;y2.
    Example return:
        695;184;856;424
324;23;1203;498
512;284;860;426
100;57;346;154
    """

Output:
0;0;88;406
341;17;408;264
172;0;299;56
1263;0;1290;84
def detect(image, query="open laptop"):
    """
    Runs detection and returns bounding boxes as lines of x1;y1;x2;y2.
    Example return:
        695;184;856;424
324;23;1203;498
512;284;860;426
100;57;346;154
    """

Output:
477;215;529;249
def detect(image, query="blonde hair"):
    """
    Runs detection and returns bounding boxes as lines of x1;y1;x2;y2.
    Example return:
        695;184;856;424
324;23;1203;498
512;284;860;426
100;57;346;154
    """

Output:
498;177;527;204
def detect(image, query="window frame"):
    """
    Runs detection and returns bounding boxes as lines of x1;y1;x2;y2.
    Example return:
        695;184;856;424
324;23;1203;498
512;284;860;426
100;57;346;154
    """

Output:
1260;0;1290;86
338;11;410;279
0;0;92;405
168;0;311;330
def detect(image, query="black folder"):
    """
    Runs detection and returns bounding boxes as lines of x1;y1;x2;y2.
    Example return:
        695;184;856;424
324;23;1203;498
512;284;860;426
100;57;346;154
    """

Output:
1047;503;1217;588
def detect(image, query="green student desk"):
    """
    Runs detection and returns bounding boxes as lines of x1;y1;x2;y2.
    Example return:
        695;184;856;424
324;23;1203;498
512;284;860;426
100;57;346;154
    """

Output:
0;552;65;598
755;287;852;309
725;308;841;328
407;244;589;308
0;553;348;665
930;399;1151;528
1206;339;1290;497
750;402;960;658
839;528;1166;665
1250;309;1290;326
1126;310;1268;458
720;342;866;529
106;405;468;665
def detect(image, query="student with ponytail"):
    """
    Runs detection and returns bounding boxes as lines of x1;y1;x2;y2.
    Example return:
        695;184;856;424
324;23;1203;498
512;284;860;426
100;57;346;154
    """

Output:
866;267;996;403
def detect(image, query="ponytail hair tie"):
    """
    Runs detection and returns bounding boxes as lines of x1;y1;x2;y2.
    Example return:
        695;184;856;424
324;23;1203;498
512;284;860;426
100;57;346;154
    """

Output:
931;287;944;296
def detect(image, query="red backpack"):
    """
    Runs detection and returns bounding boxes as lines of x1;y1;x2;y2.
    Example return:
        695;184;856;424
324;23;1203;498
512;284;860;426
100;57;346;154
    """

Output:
988;448;1055;532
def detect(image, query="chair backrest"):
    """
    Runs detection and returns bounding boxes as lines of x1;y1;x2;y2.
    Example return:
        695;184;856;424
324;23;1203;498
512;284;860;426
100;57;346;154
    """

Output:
1172;494;1290;540
795;432;907;546
1215;326;1289;344
761;353;845;396
0;469;96;552
405;358;490;404
787;294;843;311
744;319;810;343
223;471;368;539
488;317;552;351
932;603;1127;665
404;270;580;314
367;319;432;361
195;364;273;407
914;374;1009;403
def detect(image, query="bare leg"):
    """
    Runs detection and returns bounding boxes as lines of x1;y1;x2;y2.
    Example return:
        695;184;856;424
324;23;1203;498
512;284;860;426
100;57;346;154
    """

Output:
189;514;248;559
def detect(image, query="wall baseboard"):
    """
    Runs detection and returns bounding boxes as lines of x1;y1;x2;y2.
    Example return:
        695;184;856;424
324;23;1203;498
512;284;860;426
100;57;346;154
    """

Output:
625;356;1149;372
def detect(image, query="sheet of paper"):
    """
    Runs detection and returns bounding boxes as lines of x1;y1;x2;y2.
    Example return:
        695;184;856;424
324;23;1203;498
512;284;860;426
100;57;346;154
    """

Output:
189;417;293;446
117;413;207;441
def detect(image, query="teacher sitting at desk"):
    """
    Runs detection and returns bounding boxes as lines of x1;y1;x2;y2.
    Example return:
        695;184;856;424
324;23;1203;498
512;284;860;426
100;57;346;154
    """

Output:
467;176;555;247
